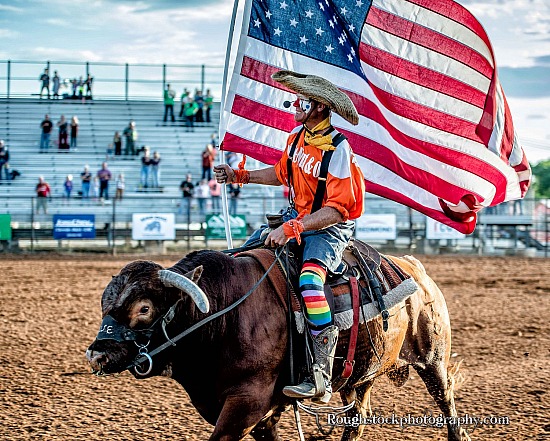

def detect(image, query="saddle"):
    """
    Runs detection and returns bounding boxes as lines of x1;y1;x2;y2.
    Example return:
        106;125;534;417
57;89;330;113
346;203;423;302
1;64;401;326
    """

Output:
236;238;418;332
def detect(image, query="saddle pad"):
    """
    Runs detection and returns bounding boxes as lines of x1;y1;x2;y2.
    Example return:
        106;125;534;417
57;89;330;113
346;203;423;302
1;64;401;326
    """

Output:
331;257;418;331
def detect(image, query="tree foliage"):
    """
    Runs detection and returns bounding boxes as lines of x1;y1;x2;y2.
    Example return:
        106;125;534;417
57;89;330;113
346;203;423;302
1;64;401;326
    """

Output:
532;160;550;198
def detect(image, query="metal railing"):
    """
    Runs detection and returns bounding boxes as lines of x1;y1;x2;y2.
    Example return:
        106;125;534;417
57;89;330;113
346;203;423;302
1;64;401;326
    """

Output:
0;195;548;256
0;59;224;101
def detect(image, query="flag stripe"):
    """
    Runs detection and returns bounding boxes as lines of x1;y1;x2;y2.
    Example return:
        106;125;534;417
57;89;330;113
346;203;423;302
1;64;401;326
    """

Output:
366;6;494;79
359;41;487;110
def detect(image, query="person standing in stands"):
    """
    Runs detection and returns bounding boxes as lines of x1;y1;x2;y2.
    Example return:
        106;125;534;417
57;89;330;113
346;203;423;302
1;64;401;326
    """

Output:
194;89;204;123
52;71;61;100
39;68;50;99
70;116;79;150
0;140;10;183
35;176;51;214
113;131;122;156
178;173;194;215
63;174;73;203
179;88;189;118
57;115;69;151
183;97;198;132
208;177;221;213
140;146;151;188
163;84;176;123
39;114;53;152
201;144;216;181
97;162;112;201
204;89;214;123
123;121;138;156
80;164;92;201
115;173;125;201
151;151;161;188
85;74;94;99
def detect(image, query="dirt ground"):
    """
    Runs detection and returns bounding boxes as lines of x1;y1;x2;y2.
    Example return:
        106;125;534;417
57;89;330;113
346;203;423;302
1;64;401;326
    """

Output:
0;253;548;441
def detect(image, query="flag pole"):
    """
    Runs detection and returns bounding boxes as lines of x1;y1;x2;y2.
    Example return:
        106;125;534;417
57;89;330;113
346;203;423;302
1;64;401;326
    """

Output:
218;0;241;249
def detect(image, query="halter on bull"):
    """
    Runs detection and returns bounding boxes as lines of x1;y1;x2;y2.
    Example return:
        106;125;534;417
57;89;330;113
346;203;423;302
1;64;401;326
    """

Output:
86;70;470;441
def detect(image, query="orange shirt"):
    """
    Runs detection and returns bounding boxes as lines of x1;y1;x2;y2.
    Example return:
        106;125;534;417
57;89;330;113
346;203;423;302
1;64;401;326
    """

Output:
274;127;365;221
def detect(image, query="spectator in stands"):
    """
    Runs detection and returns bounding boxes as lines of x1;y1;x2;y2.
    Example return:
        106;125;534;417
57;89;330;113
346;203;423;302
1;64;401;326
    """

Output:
91;176;100;201
179;88;190;118
194;89;205;123
52;71;61;100
151;151;161;188
183;96;198;132
229;183;241;216
113;131;122;156
163;84;176;123
0;140;10;183
201;144;216;181
208;177;221;213
39;68;50;99
77;76;85;99
204;89;214;123
115;173;125;201
80;165;92;200
57;115;69;151
85;74;94;99
209;132;219;149
35;176;51;214
39;114;53;152
140;146;151;188
71;78;78;98
70;116;79;150
63;174;73;203
123;121;138;156
97;162;112;201
179;173;194;215
0;139;11;184
195;178;210;216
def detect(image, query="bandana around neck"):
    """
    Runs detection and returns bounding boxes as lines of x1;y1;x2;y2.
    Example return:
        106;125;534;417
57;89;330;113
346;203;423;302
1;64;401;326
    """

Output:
303;118;334;151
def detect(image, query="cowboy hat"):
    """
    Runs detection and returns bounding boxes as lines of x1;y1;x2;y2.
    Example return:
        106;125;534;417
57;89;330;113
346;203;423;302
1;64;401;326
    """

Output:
272;70;359;125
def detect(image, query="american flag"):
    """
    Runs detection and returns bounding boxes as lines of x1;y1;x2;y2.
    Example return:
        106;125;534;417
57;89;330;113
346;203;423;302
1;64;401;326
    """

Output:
219;0;531;234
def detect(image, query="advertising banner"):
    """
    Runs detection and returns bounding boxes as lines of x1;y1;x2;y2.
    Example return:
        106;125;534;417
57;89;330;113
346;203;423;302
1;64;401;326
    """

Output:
0;214;12;240
205;214;247;240
426;217;466;240
132;214;175;240
356;214;397;240
53;214;95;239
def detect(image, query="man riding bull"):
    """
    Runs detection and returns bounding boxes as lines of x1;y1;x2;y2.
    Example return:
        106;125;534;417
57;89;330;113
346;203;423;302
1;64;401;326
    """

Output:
214;70;365;403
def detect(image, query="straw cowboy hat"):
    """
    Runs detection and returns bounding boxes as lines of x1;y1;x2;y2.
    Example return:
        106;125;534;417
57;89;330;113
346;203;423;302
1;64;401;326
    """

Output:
272;70;359;126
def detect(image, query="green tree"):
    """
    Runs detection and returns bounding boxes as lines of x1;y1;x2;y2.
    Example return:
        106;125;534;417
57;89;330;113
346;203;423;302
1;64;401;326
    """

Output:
532;160;550;198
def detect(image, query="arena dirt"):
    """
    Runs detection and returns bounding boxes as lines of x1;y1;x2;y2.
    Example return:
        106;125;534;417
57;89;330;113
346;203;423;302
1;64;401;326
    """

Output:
0;254;548;441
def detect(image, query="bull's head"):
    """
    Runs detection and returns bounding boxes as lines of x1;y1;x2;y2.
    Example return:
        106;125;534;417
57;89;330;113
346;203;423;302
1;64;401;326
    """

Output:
86;260;209;378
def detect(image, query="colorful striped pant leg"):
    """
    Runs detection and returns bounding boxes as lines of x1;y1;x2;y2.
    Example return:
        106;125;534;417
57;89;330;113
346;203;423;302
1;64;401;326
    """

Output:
299;261;331;336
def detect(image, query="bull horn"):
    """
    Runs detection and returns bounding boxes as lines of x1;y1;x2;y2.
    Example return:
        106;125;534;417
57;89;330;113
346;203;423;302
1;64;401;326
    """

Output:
158;269;210;313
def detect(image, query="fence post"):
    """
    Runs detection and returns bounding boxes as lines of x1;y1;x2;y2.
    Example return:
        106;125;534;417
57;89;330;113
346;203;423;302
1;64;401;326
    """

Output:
187;198;191;251
201;64;205;94
546;203;548;258
125;63;129;100
162;64;166;93
86;61;89;77
30;197;35;252
7;60;11;99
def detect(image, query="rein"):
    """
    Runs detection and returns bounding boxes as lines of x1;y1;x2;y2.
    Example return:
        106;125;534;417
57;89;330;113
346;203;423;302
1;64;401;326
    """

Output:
127;247;285;374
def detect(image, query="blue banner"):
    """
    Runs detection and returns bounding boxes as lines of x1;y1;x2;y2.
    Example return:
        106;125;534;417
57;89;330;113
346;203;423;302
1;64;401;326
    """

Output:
53;214;96;239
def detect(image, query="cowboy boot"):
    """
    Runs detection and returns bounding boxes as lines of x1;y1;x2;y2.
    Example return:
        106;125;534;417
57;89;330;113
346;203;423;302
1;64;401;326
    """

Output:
283;325;338;403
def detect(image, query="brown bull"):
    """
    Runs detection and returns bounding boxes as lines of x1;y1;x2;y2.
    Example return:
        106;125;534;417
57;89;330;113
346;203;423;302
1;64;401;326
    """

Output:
86;250;470;441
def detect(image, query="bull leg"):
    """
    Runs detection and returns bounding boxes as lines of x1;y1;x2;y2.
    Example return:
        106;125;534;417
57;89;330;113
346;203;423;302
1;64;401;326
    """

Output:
339;380;375;441
414;362;470;441
250;410;283;441
208;394;278;441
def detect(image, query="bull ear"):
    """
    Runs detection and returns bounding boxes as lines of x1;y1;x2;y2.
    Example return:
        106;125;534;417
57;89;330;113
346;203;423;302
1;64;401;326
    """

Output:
185;265;203;285
158;268;209;313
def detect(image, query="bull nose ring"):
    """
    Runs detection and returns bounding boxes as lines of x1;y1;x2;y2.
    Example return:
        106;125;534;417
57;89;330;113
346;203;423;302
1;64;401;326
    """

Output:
134;352;153;376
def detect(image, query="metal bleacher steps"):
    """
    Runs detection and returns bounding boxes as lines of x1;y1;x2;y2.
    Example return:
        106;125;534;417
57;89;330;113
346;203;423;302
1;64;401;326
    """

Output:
0;97;282;228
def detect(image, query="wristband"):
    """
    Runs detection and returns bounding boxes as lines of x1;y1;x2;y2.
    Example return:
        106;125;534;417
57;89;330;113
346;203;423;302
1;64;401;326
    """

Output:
282;219;305;245
233;169;250;185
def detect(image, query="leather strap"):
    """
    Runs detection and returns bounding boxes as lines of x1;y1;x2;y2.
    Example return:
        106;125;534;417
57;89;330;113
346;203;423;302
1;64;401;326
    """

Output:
342;276;359;379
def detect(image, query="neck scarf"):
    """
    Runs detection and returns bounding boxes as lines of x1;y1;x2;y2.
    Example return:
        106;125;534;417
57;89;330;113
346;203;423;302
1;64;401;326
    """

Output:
303;118;334;151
